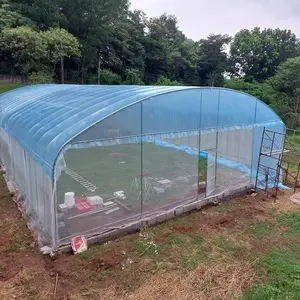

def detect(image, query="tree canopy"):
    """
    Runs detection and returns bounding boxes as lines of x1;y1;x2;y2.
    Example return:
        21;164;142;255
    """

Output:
229;28;299;82
1;0;300;126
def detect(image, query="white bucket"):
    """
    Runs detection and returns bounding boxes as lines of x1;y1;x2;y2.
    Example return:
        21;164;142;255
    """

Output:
64;192;75;208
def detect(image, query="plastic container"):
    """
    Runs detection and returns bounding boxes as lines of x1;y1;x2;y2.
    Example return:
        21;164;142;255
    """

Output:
64;192;75;208
87;196;103;205
71;236;88;254
58;203;68;212
114;191;126;200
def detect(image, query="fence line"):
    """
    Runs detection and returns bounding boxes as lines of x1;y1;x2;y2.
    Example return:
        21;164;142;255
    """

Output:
0;74;31;84
287;128;300;136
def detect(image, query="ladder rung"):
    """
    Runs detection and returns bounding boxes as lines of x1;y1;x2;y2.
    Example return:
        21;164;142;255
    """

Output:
64;168;98;192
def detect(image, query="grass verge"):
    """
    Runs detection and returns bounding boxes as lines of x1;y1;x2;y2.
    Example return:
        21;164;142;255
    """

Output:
243;211;300;299
0;83;25;94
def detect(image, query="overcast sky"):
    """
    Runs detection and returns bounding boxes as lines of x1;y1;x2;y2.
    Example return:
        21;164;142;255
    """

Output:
130;0;300;40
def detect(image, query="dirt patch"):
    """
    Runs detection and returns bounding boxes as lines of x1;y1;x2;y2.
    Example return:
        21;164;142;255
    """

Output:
276;191;300;212
170;224;195;234
169;199;269;236
92;252;122;270
0;253;42;281
153;194;276;245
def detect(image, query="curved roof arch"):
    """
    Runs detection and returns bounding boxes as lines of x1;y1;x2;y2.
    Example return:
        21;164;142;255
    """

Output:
0;85;283;178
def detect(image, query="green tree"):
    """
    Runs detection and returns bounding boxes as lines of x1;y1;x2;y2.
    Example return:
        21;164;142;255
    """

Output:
230;28;299;82
177;39;199;85
113;10;146;73
224;78;276;105
42;27;80;83
0;1;35;74
0;26;47;75
272;56;300;98
0;1;33;30
144;14;178;83
271;57;300;128
144;14;199;85
11;0;129;82
4;0;300;89
197;34;231;86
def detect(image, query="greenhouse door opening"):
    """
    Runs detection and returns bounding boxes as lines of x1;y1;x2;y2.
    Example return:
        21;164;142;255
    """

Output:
255;128;285;194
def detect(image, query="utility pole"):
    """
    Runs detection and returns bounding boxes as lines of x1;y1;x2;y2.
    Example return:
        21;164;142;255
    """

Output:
60;40;64;84
98;52;101;85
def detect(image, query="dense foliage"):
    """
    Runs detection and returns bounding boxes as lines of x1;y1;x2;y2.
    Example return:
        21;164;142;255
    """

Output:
1;0;300;125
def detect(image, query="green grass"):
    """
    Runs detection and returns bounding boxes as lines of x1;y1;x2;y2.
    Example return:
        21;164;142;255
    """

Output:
285;132;300;156
57;144;207;203
242;247;300;300
211;236;239;252
0;83;25;94
168;233;186;244
244;221;274;237
133;239;161;256
189;232;204;244
243;212;300;299
278;212;300;236
282;132;300;175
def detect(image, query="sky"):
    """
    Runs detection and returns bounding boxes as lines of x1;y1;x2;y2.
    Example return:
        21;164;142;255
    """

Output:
130;0;300;40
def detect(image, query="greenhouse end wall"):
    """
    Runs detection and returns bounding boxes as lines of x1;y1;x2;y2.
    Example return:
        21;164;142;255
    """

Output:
0;86;285;248
0;129;55;246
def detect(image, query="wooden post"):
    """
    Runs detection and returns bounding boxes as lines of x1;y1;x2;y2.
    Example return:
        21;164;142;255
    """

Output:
285;162;290;185
264;167;269;194
294;162;300;193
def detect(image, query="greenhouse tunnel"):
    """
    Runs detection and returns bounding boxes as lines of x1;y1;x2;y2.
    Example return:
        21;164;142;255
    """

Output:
0;85;285;248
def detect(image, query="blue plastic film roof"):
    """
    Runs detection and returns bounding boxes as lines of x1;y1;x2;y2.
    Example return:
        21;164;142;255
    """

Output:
0;85;283;178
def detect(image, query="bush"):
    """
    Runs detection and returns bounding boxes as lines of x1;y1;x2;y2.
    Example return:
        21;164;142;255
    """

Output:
123;69;144;85
155;75;181;86
29;71;53;83
100;70;122;85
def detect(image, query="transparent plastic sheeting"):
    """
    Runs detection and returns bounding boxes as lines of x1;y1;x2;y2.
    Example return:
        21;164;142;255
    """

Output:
56;129;252;244
0;86;283;178
0;85;286;248
0;129;55;246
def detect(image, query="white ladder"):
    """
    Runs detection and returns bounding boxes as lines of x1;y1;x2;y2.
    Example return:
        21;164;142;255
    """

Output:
64;168;98;192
